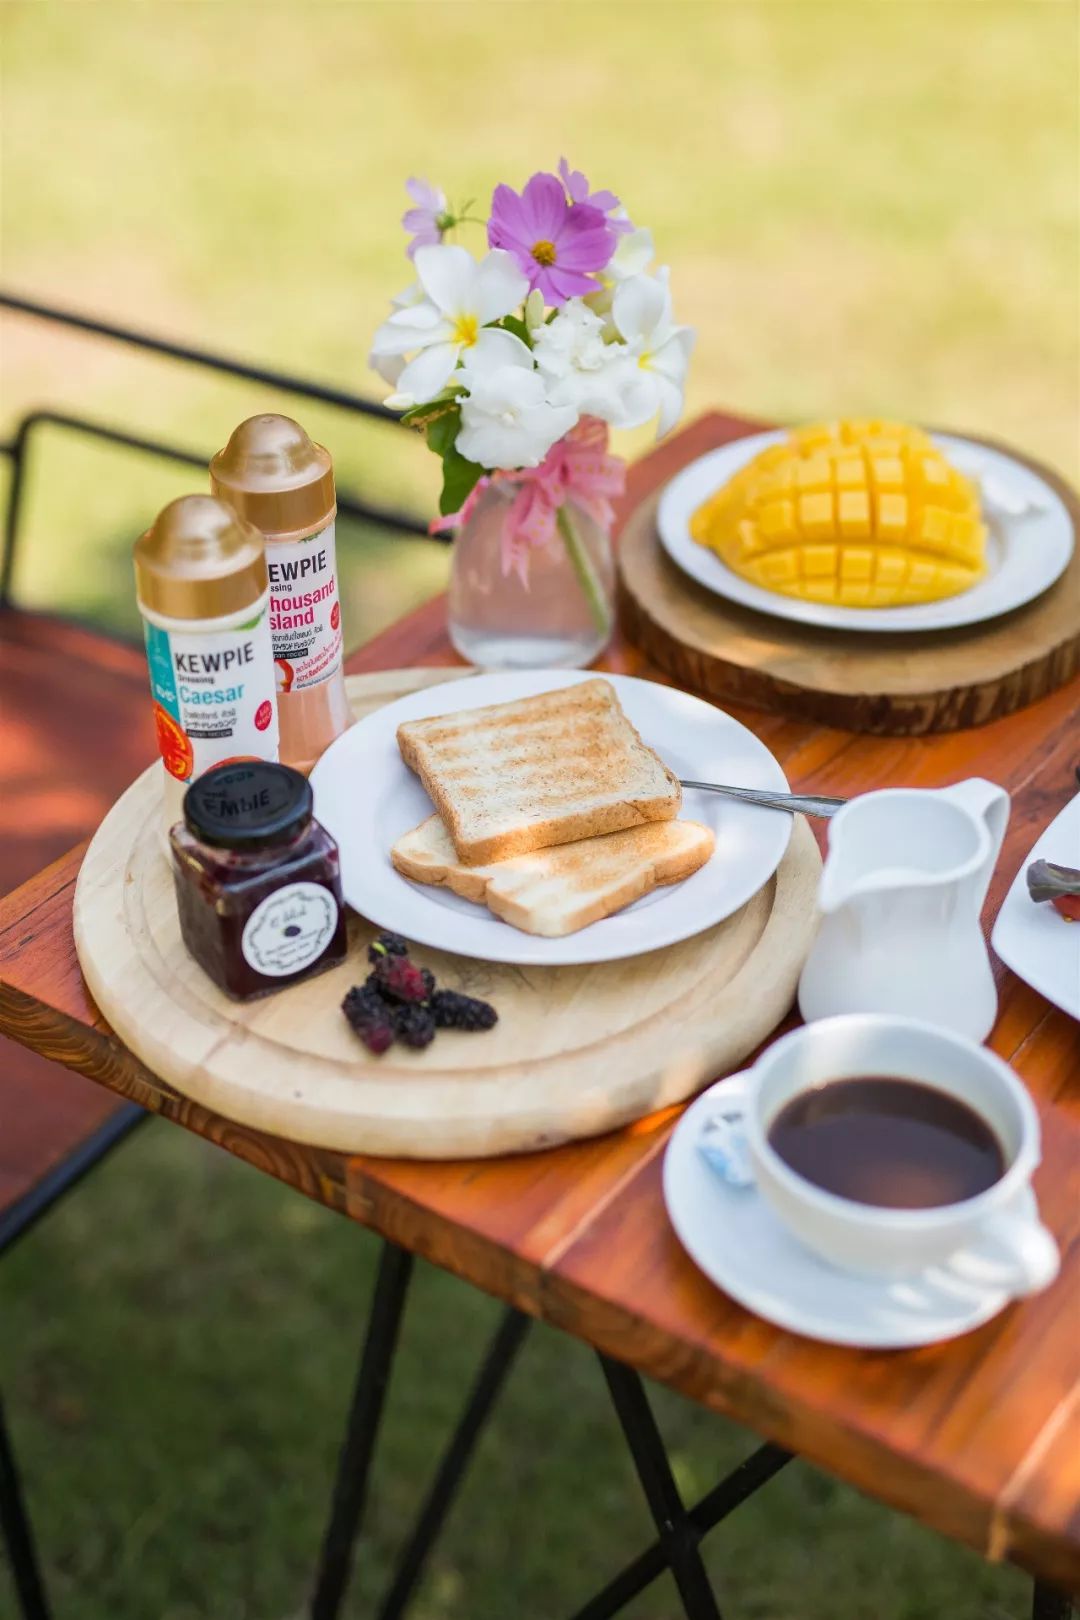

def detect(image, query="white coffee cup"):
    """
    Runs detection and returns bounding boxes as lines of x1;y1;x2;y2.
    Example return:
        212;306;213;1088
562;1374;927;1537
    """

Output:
736;1014;1059;1292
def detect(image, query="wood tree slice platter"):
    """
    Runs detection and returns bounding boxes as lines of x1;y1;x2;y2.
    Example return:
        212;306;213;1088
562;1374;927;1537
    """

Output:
73;669;821;1160
618;448;1080;735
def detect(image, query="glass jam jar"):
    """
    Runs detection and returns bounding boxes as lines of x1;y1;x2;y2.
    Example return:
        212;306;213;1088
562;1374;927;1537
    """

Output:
170;761;348;1000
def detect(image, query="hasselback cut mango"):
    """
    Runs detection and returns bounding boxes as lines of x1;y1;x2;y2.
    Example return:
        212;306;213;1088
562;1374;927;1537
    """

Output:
691;420;986;607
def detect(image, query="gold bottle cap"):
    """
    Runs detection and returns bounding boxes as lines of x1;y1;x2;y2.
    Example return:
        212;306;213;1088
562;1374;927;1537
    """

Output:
134;495;269;620
209;414;336;539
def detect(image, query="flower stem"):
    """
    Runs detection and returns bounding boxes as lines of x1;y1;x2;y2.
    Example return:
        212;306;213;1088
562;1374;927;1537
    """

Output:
555;503;612;641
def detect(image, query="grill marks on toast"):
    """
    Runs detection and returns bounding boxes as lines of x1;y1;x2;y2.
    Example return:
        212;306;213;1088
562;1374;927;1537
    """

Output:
396;680;681;864
392;814;715;936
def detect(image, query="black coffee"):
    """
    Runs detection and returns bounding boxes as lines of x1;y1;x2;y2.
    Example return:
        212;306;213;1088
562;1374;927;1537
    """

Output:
767;1077;1006;1209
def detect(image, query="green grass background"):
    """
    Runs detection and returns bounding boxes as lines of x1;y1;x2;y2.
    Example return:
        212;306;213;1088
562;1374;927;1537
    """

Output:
1;2;1076;1616
2;0;1077;645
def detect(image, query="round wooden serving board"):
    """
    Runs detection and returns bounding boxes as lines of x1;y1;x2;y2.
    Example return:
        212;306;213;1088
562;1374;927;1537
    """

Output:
73;669;821;1159
618;446;1080;735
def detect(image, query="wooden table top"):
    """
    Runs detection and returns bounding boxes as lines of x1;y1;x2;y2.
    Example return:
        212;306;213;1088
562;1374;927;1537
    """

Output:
1;411;1078;1590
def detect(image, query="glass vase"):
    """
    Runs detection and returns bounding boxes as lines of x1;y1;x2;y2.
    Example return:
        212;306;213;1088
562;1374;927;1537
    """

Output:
447;482;616;670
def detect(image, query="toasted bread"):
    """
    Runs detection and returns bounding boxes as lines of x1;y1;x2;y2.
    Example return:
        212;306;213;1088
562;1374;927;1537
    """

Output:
391;814;715;937
396;679;681;864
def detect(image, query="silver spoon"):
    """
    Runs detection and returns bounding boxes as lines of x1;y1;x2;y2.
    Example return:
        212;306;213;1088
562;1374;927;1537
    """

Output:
679;780;846;819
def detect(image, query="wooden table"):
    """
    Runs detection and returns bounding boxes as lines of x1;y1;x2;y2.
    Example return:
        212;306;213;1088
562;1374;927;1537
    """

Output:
1;412;1078;1611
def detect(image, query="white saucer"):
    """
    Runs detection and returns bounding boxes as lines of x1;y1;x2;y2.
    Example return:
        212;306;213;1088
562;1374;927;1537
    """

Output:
992;792;1080;1021
663;1072;1025;1348
309;670;792;967
657;431;1074;634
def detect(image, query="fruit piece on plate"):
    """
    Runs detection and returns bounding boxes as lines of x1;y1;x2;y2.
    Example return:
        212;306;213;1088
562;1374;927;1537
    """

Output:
690;420;987;608
1027;858;1080;921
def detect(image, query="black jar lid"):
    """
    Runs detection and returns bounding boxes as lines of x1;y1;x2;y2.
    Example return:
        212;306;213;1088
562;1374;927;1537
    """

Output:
183;762;313;851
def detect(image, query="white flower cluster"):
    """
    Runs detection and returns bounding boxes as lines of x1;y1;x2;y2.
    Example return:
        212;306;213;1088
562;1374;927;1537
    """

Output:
370;230;694;472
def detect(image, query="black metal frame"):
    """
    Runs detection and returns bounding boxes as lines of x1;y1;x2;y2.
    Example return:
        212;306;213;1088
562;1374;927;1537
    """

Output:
0;1102;145;1619
0;290;443;617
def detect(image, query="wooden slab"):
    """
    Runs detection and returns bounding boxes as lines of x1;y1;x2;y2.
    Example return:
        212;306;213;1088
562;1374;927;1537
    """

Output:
72;669;821;1159
618;446;1080;735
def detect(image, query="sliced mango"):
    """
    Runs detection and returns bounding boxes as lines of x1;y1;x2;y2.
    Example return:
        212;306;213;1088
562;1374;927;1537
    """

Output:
692;420;986;607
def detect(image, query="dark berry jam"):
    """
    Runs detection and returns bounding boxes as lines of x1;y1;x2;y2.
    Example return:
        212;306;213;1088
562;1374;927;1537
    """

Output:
170;761;348;1001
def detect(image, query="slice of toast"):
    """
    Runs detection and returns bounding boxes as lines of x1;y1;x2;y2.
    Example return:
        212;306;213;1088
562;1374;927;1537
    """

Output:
396;679;681;865
391;814;715;937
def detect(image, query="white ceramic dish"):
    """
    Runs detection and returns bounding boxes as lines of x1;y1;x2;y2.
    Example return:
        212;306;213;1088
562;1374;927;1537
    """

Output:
664;1070;1028;1348
992;793;1080;1021
657;430;1073;634
310;670;792;967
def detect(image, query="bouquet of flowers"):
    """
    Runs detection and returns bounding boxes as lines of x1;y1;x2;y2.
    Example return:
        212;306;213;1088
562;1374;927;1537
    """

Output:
369;161;694;619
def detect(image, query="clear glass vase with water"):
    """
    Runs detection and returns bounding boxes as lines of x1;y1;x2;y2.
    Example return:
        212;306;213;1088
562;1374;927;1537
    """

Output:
447;482;616;669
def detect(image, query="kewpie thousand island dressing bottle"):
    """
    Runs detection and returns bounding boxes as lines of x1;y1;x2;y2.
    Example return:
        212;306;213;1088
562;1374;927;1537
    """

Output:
210;414;352;773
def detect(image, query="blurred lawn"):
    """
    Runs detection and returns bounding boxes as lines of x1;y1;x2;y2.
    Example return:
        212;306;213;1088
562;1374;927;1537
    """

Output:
0;3;1076;1616
2;0;1077;644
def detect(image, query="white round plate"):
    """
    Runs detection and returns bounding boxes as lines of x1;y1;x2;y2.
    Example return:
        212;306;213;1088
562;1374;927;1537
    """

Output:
663;1072;1021;1348
310;670;792;967
992;792;1080;1022
657;431;1074;634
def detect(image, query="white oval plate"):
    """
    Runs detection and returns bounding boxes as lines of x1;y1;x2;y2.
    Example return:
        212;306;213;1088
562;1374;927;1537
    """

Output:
310;670;792;967
664;1072;1019;1348
657;431;1074;634
992;792;1080;1021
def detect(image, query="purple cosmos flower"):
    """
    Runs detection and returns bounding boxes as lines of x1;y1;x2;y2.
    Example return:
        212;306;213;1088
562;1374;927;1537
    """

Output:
488;171;615;304
402;177;450;261
558;157;634;237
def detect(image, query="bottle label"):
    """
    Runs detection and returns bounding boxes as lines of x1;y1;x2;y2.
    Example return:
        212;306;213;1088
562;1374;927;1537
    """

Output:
266;521;344;693
142;604;279;782
241;882;340;978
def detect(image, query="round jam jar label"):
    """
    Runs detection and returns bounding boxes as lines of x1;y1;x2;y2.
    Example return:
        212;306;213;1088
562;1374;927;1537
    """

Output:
240;881;340;978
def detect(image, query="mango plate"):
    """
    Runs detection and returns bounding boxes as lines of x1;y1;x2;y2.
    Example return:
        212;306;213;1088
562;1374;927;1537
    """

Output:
657;431;1073;634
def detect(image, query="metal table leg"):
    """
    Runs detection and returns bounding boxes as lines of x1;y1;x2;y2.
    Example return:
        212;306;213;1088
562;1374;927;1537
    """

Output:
0;1389;51;1620
309;1257;794;1620
599;1354;725;1620
1033;1581;1076;1620
376;1307;530;1620
310;1241;414;1620
568;1441;792;1620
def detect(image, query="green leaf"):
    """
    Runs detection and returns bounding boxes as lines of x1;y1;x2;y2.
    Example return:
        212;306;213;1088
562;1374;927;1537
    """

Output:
425;406;460;457
439;445;485;517
400;383;464;431
499;314;532;348
421;402;486;517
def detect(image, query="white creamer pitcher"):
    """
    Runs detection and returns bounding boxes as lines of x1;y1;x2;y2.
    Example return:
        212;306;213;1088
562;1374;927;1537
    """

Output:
798;780;1010;1041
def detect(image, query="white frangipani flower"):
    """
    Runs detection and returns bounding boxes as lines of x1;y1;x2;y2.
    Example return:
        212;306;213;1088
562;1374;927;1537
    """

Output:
532;300;638;423
608;269;696;437
371;350;406;388
608;222;655;282
368;281;426;386
370;243;529;406
456;335;577;470
585;219;656;325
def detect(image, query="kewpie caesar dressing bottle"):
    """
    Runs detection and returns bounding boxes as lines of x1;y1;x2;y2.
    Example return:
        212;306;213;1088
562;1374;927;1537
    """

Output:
134;494;280;831
210;414;352;772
